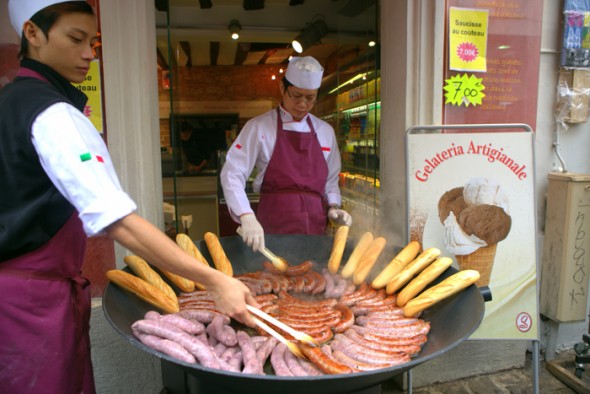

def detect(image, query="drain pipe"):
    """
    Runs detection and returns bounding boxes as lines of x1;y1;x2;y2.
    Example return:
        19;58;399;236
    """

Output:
553;121;568;173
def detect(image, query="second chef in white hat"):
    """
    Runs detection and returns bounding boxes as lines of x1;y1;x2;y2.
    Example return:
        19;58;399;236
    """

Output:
221;56;352;252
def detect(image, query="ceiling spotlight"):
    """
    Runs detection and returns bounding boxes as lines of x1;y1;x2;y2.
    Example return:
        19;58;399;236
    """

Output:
292;19;328;54
368;40;376;47
228;20;241;40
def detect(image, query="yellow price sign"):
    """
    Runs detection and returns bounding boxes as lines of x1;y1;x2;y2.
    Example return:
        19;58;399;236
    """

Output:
443;73;485;107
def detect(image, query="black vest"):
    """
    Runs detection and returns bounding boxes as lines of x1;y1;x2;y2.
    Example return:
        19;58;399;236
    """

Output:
0;59;88;261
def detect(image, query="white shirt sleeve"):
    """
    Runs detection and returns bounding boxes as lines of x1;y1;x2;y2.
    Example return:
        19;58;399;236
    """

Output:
31;102;137;236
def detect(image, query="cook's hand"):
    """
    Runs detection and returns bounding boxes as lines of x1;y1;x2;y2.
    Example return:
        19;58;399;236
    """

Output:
239;213;265;252
328;207;352;227
207;273;259;327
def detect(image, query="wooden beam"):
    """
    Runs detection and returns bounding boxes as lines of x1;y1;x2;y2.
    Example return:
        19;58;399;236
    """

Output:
210;41;220;66
179;41;192;66
156;48;168;70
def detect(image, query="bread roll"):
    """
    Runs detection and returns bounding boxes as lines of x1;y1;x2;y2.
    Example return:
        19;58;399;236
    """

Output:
106;270;179;314
352;237;387;285
371;240;421;289
340;232;373;278
385;248;441;295
328;225;349;274
403;269;480;317
204;232;233;276
396;257;453;307
123;255;178;303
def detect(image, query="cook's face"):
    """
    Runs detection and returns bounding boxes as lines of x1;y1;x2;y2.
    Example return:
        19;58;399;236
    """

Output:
281;84;318;120
34;13;99;84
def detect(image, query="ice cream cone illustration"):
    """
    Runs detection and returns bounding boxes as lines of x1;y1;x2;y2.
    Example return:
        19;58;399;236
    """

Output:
438;178;511;287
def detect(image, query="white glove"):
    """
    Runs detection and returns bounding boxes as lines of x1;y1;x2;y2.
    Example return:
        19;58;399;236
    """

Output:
328;207;352;227
239;213;265;252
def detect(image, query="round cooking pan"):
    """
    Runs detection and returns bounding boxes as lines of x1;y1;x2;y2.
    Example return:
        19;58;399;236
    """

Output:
103;234;484;394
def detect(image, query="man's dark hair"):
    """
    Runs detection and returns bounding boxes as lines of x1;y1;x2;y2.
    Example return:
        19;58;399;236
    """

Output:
18;1;95;59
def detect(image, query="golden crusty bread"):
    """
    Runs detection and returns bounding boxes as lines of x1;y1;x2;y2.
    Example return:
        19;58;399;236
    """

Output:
403;269;480;317
396;257;453;307
123;255;178;303
204;232;233;276
106;270;179;314
159;269;196;293
352;236;387;285
340;232;374;278
385;247;441;295
328;225;350;274
371;240;421;289
176;233;209;290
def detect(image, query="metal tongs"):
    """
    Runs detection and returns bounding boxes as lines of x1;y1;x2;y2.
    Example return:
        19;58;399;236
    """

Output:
236;227;289;272
247;305;318;358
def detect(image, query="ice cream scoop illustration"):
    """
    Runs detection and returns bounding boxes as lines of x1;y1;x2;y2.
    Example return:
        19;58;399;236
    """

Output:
438;178;511;286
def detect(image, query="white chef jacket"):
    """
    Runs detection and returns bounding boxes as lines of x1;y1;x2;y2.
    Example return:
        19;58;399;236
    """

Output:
220;106;342;222
31;102;137;236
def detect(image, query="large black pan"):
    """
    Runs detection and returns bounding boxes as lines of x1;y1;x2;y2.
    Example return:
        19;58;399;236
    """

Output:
103;234;484;394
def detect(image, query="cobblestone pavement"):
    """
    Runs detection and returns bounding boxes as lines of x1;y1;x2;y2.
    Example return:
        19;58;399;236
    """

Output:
381;350;582;393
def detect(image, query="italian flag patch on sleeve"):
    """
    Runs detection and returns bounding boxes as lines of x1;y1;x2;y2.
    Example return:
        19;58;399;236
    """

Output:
80;152;104;163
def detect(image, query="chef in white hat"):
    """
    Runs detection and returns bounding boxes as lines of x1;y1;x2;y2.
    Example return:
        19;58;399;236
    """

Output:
1;2;257;393
221;56;352;252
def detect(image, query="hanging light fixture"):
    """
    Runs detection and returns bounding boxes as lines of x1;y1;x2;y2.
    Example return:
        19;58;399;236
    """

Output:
292;19;328;54
228;19;241;40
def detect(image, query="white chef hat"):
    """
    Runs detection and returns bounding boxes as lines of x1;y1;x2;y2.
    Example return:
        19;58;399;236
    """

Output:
9;0;86;37
285;56;324;90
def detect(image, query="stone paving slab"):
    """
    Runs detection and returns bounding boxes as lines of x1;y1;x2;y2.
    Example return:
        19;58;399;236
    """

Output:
381;350;580;393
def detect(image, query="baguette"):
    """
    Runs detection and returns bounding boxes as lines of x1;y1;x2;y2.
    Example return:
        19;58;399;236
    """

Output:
403;269;480;317
385;247;441;295
371;240;421;289
340;232;374;278
396;257;453;307
352;237;387;285
176;233;208;290
327;225;350;274
123;255;178;303
204;232;233;276
176;233;209;265
159;269;196;293
106;270;179;314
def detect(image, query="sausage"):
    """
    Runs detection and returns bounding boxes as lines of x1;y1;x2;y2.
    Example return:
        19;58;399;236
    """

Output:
256;336;278;366
160;313;205;335
298;357;324;376
343;329;422;357
237;331;264;375
332;304;355;333
349;321;431;338
228;351;243;372
264;260;313;276
322;269;336;298
133;330;196;364
132;319;220;369
306;270;327;294
355;315;419;327
177;309;229;325
330;335;411;366
332;350;393;372
220;345;239;362
299;343;353;375
278;290;338;308
284;345;309;376
206;314;238;347
270;343;294;376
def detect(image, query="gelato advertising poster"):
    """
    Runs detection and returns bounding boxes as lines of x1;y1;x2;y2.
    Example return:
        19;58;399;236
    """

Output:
406;128;538;340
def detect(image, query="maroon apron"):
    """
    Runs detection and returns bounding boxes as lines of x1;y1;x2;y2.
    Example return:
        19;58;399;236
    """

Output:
257;107;329;234
0;66;95;394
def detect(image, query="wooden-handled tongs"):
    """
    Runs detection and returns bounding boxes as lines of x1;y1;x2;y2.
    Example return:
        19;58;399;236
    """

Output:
247;305;318;358
236;227;289;272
